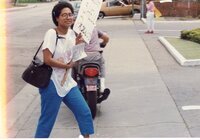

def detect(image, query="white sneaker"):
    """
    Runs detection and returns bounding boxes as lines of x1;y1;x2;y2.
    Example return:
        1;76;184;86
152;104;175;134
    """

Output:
78;135;84;138
100;78;105;93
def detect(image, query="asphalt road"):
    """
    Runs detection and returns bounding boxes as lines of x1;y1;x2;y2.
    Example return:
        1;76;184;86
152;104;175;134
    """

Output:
6;2;55;102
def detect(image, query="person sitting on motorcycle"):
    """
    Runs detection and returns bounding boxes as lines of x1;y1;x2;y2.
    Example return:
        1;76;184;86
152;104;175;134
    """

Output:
80;27;110;103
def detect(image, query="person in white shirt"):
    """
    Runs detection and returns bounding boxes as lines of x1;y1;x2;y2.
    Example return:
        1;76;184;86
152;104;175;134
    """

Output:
35;2;94;138
145;0;155;34
78;27;110;103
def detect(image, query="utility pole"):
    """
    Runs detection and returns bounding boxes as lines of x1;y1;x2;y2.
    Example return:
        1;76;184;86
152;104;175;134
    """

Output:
132;0;135;17
140;0;146;19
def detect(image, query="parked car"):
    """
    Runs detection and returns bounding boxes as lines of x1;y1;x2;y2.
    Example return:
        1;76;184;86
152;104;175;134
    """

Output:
98;0;141;19
58;0;81;18
70;0;81;18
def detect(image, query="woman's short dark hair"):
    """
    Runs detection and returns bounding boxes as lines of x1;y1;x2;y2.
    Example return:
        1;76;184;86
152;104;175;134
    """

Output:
52;2;74;26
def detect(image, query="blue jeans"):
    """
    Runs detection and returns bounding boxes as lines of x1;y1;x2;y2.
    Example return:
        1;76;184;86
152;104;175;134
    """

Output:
35;80;94;138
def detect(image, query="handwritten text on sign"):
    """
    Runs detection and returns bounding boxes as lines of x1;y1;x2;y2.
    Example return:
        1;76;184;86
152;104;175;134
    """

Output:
73;0;102;44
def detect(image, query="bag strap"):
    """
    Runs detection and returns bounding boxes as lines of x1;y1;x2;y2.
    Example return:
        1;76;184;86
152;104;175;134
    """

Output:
33;29;63;60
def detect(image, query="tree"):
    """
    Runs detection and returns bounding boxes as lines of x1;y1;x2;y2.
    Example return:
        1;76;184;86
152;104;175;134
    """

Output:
14;0;18;6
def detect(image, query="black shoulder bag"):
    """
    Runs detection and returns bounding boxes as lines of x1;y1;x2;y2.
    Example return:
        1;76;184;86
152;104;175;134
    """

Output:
22;30;60;88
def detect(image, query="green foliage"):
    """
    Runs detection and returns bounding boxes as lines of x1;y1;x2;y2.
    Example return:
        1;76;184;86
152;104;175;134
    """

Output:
181;28;200;44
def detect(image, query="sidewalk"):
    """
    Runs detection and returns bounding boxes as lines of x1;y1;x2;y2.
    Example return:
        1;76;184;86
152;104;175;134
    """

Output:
5;10;191;137
6;18;191;138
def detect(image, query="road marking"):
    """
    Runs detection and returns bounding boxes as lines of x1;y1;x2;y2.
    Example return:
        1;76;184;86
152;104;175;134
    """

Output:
182;105;200;110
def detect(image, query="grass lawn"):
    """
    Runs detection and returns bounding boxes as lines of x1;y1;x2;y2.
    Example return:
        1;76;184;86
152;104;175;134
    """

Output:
165;37;200;60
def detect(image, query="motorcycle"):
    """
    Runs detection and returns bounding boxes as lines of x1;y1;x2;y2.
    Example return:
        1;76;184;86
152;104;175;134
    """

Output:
72;51;110;119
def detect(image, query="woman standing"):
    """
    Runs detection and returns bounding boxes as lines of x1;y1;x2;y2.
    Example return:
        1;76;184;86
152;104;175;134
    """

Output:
35;2;94;138
145;0;155;34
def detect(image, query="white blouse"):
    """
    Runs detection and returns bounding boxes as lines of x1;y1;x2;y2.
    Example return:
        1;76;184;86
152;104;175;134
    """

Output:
42;28;77;97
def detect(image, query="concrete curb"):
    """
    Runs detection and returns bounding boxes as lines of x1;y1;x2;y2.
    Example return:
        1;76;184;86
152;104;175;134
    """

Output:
155;19;200;23
132;13;141;20
141;17;146;23
6;84;38;131
158;36;200;66
1;4;37;12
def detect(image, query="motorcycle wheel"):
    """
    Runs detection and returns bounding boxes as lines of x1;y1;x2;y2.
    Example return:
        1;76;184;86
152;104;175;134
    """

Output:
86;91;97;119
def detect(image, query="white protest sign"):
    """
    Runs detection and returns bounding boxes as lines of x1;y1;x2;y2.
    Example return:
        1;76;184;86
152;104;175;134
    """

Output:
73;0;103;44
72;43;87;62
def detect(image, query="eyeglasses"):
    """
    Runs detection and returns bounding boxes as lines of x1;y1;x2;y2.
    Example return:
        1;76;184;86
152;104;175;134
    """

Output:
60;13;74;18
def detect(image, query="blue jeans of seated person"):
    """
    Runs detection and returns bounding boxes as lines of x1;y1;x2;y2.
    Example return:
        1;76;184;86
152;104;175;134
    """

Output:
35;80;94;138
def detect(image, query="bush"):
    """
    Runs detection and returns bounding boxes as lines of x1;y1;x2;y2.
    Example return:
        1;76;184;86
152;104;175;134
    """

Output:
181;28;200;44
181;30;190;39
